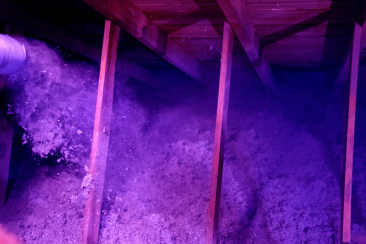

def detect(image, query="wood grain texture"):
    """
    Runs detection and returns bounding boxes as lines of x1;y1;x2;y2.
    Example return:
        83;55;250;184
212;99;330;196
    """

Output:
163;22;223;38
256;23;352;37
207;20;234;244
216;0;275;89
82;20;120;244
0;1;165;87
338;24;366;83
0;0;101;61
134;3;221;12
341;21;362;244
81;0;201;79
247;1;354;10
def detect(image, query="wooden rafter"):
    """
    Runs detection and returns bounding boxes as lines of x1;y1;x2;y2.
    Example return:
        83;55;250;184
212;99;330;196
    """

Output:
0;0;101;61
81;0;201;80
338;0;366;83
341;2;366;242
82;20;120;244
341;21;362;244
207;20;234;244
338;25;366;83
216;0;275;89
0;0;163;87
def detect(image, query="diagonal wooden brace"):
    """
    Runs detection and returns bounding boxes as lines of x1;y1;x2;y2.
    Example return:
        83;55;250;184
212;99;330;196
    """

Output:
207;20;234;244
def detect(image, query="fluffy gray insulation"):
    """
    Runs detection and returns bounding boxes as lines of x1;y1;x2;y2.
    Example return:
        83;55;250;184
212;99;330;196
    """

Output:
0;38;366;244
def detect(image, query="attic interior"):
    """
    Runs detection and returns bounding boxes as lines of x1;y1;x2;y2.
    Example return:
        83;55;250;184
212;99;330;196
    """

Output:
0;0;366;243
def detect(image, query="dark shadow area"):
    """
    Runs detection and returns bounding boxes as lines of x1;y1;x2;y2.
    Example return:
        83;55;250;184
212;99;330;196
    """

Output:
260;1;354;47
260;0;354;89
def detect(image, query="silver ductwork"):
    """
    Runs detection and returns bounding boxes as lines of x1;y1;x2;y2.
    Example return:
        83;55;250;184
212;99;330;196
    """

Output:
0;34;26;74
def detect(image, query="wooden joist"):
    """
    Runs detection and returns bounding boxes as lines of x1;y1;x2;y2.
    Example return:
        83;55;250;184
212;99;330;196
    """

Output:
207;20;234;244
81;0;201;80
0;0;164;86
216;0;275;89
82;20;120;244
338;24;366;83
341;20;362;244
0;0;101;61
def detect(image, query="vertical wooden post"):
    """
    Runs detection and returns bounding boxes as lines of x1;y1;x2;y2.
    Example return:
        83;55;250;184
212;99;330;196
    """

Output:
82;20;120;244
341;21;362;244
207;21;234;244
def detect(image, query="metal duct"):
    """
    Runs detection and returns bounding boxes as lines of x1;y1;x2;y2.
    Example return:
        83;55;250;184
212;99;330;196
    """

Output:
0;34;26;74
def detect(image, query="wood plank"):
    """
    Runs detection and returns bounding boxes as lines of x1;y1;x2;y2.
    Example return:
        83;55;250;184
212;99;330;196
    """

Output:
247;1;354;10
216;0;275;89
246;0;346;2
250;9;353;21
250;9;354;26
82;20;120;244
134;3;221;12
172;34;347;65
169;37;246;62
0;0;165;87
207;20;234;244
164;23;351;39
0;0;101;61
150;10;225;25
253;18;354;26
262;35;349;46
131;0;339;3
341;21;362;244
146;10;224;21
154;16;225;26
131;0;217;3
81;0;201;79
256;23;352;37
163;22;223;38
338;24;366;83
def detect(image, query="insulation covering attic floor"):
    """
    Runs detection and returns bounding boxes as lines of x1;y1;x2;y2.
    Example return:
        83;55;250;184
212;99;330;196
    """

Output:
0;38;366;244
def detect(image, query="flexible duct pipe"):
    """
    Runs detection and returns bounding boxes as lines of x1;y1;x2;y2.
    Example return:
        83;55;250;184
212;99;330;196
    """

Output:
0;34;26;74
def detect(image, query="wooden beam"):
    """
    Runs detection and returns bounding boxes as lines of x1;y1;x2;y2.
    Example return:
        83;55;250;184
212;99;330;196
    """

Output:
82;20;120;244
207;21;234;244
0;0;101;61
216;0;275;89
81;0;201;80
0;0;163;86
338;25;366;83
341;21;362;244
338;0;366;83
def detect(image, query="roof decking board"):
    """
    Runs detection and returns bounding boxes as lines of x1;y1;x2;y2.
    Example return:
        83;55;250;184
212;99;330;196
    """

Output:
7;0;355;72
130;0;354;68
256;23;353;37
